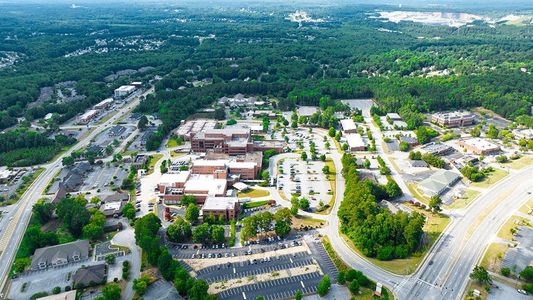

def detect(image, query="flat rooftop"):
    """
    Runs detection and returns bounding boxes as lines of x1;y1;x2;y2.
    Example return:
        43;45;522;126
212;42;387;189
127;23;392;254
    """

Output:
340;119;357;132
346;134;365;148
202;196;239;210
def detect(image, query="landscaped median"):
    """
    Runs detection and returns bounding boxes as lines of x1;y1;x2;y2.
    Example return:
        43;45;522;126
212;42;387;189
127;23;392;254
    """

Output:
322;237;393;299
315;158;336;215
341;204;450;275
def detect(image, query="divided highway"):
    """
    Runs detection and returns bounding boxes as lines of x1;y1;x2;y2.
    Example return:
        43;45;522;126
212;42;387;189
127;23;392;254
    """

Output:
0;87;152;296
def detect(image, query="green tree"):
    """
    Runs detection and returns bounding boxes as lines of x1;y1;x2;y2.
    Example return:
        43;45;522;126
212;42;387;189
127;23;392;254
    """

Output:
185;204;200;223
322;165;330;174
137;115;148;130
211;225;225;244
192;223;210;244
62;155;74;166
342;143;348;151
132;278;147;296
122;203;136;221
275;220;291;237
299;198;310;211
294;290;303;300
328;127;335;137
98;283;121;300
399;141;409;152
317;275;331;296
105;254;116;265
32;200;54;224
167;217;192;242
56;197;91;237
301;151;308;161
470;266;492;286
486;124;499;139
429;195;443;213
181;195;196;206
349;279;360;293
520;266;533;282
187;279;210;300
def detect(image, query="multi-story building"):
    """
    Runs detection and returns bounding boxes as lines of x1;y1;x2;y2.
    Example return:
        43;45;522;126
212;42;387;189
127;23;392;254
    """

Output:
191;128;253;155
201;196;240;221
431;111;475;128
113;85;136;98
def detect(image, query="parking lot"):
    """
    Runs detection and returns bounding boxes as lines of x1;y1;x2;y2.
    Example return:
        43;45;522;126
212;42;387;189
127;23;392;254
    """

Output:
277;158;331;209
217;271;322;300
80;164;129;192
502;226;533;270
196;251;313;283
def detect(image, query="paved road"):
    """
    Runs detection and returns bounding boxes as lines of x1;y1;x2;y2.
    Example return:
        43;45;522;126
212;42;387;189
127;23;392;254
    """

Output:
0;87;153;296
281;108;533;300
398;166;533;300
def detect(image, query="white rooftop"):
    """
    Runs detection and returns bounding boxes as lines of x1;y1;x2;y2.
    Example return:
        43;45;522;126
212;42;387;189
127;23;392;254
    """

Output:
192;159;228;167
185;174;226;195
80;109;99;119
202;196;239;210
228;161;256;169
461;138;499;151
160;172;190;185
340;119;357;132
102;202;121;211
386;113;402;120
115;85;136;92
346;134;365;148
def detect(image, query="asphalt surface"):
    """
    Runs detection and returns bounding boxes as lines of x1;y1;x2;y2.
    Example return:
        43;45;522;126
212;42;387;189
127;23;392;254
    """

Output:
217;271;322;300
0;87;153;296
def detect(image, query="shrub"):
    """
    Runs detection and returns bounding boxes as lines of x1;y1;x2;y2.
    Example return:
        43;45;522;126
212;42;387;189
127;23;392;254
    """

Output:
501;267;511;277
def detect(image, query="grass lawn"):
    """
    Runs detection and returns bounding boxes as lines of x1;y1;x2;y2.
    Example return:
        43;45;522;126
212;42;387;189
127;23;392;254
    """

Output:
518;199;533;215
465;280;488;300
480;243;508;273
292;216;326;229
237;189;270;198
504;156;533;170
316;159;336;215
242;200;271;209
341;205;450;275
406;182;430;205
332;139;344;153
470;168;508;189
166;138;179;148
497;215;532;241
446;189;481;210
170;151;186;158
322;237;394;300
146;154;164;175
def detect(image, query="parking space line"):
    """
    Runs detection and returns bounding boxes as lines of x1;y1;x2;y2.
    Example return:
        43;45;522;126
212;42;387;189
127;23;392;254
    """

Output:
300;280;305;288
242;292;247;299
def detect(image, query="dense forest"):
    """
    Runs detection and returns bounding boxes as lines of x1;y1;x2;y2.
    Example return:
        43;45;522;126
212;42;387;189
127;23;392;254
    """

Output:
338;154;426;260
0;2;532;157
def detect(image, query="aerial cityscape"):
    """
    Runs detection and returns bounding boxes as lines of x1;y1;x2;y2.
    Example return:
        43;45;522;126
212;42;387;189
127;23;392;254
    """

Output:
0;1;532;300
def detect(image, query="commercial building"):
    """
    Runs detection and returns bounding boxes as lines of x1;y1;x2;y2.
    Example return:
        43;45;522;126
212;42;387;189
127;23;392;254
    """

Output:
431;111;475;128
113;85;136;98
78;109;99;124
386;113;402;121
201;196;240;221
420;142;454;156
0;167;19;184
99;193;129;218
346;134;366;151
512;128;533;140
31;240;89;270
36;291;77;300
340;119;357;134
72;264;107;288
176;119;217;141
458;138;500;155
191;127;253;155
94;98;113;110
399;136;419;147
418;170;461;197
108;125;126;137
